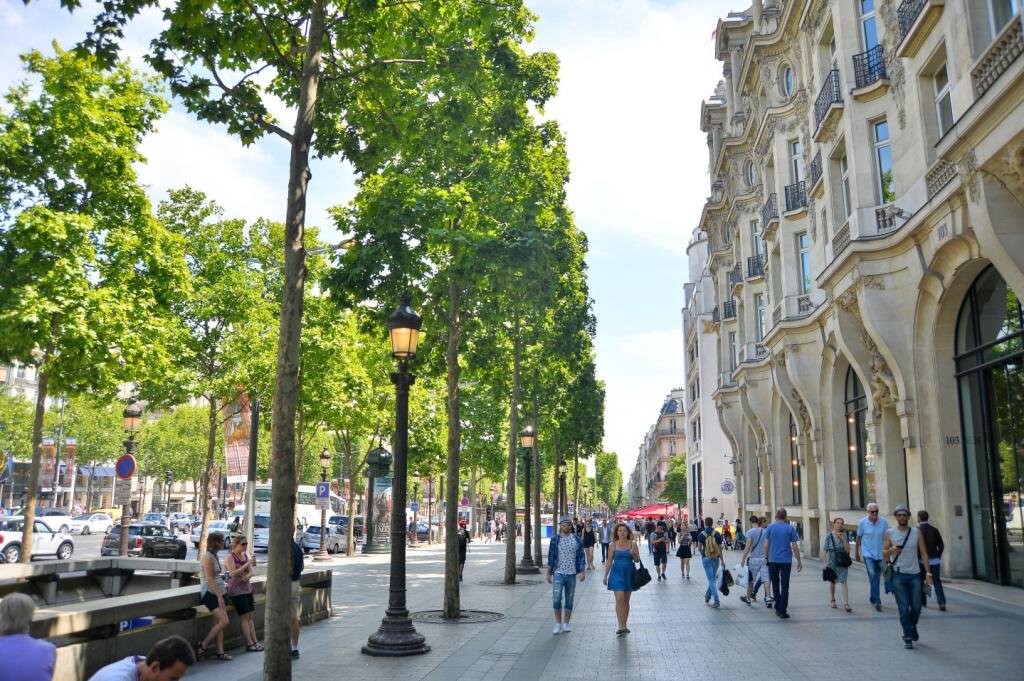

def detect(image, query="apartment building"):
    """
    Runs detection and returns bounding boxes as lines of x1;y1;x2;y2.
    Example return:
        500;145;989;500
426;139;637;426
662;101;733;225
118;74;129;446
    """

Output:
627;390;687;507
689;0;1024;588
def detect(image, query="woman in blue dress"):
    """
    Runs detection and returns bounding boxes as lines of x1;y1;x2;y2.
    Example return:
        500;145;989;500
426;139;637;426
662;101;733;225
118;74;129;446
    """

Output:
603;522;641;636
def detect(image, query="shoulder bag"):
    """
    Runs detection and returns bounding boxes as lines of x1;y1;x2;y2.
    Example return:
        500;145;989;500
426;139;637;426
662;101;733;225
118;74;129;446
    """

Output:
831;533;853;567
631;559;652;590
882;529;912;583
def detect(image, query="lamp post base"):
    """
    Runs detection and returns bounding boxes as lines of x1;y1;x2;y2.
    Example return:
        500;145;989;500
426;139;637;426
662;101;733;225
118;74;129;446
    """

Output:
313;548;331;562
516;557;540;575
362;541;391;554
361;612;430;657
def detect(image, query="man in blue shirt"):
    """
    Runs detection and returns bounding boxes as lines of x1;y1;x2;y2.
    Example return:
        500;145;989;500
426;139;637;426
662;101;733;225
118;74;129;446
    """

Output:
763;508;803;619
855;502;888;611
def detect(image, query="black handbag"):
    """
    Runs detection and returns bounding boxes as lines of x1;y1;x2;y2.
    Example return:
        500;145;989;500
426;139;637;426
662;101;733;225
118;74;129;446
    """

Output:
822;566;838;582
631;560;652;589
830;535;853;567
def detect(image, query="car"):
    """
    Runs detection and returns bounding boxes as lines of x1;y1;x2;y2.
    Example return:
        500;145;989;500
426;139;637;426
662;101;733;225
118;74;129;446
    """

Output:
167;512;193;534
101;522;187;559
142;512;168;526
301;525;346;554
190;520;237;548
251;514;271;552
91;507;124;521
31;508;75;534
0;517;75;563
412;522;439;542
69;513;113;535
328;515;364;540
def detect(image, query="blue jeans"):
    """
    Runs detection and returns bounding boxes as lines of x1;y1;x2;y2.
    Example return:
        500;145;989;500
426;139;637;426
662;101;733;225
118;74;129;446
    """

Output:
702;557;720;605
863;557;883;604
551;572;577;612
921;562;945;606
768;562;792;614
892;572;923;640
601;543;609;562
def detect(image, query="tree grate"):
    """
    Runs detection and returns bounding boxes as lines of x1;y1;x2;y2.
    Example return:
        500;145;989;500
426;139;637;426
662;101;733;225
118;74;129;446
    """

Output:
476;579;542;587
410;609;506;624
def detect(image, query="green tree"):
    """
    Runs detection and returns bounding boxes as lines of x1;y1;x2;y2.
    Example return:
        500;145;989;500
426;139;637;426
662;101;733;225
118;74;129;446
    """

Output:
0;47;183;560
137;405;218;510
662;455;688;507
595;451;624;514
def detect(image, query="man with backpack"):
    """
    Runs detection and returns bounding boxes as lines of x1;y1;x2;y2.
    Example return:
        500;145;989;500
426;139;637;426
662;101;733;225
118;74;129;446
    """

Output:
697;517;724;608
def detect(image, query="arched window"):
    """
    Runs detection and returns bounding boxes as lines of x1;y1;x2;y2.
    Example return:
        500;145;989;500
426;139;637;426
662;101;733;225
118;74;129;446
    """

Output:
845;367;875;508
789;412;802;505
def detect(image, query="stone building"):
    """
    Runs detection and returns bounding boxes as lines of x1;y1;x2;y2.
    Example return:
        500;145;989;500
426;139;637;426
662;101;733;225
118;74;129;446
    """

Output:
627;390;687;507
688;0;1024;588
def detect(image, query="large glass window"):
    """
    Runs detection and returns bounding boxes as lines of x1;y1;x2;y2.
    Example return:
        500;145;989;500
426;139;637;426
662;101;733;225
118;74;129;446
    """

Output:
751;219;762;257
989;0;1019;38
840;154;852;219
755;293;766;340
860;0;879;50
934;62;954;138
789;139;804;183
873;119;895;204
789;413;802;505
797;232;811;294
845;367;876;508
729;331;739;370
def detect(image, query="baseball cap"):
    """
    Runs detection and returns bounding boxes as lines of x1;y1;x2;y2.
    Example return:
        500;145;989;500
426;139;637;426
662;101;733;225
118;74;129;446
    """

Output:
893;505;910;515
558;515;572;524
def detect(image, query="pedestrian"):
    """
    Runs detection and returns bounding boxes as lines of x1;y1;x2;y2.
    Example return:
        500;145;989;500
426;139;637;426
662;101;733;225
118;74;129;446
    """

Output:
763;507;803;619
0;592;56;681
484;519;493;543
917;510;946;611
290;530;304;659
223;534;262;652
651;522;669;580
195;532;232;661
722;519;732;550
823;517;852;612
603;521;640;636
645;518;655;554
599;519;612;563
457;519;471;581
855;502;889;612
884;505;934;649
753;516;774;605
675;523;692;579
697;517;724;608
582;521;597;569
547;515;586;635
88;636;194;680
738;515;768;606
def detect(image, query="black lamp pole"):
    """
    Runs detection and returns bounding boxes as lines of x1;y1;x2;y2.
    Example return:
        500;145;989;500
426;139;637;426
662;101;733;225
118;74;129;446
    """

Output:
314;449;331;562
516;425;538;574
363;292;429;657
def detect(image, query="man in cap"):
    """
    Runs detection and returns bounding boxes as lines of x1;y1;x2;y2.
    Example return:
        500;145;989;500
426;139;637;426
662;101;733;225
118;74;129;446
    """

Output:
883;504;933;649
546;515;586;634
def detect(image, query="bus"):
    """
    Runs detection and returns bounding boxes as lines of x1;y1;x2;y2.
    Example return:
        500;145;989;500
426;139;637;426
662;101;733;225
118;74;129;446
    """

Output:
253;483;344;528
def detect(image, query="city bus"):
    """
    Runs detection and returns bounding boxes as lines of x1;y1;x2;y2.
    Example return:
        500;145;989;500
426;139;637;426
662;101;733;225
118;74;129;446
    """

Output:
253;483;344;528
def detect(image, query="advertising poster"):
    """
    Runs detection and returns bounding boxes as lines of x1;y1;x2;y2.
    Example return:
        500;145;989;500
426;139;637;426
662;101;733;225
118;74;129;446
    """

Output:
40;437;56;492
63;438;77;486
224;395;252;484
372;476;394;544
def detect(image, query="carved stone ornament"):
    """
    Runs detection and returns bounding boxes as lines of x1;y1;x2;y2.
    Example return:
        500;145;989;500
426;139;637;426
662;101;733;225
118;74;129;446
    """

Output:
774;350;787;367
791;388;812;432
879;1;907;128
870;351;899;407
836;287;859;312
958;148;981;202
808;197;818;241
852;267;886;291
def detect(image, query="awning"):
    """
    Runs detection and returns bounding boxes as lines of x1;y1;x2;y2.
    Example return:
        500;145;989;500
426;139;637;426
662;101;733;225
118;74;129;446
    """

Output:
623;503;677;519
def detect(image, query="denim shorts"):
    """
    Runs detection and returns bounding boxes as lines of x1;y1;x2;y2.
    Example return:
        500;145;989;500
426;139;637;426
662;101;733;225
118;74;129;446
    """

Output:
552;572;577;611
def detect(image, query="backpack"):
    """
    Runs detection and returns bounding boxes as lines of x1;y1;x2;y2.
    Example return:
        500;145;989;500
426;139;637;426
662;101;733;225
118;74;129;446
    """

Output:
703;530;722;559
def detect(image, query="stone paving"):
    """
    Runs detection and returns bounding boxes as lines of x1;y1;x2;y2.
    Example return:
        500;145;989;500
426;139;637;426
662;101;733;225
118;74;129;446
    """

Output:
185;540;1021;681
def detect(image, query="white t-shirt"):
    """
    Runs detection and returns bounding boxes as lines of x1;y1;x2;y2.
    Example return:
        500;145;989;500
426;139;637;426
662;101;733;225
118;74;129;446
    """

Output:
87;656;143;681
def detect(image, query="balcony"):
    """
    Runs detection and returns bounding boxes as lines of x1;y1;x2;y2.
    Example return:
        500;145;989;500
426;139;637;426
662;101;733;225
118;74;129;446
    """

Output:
925;158;958;199
747;254;765;278
728;263;743;289
809;151;823;192
833;222;851;257
761;192;779;227
813;70;842;140
718;371;736;389
711;305;720;323
741;342;768;364
783;181;807;212
972;18;1024;97
853;45;887;91
897;0;945;59
722;299;737;320
875;205;900;233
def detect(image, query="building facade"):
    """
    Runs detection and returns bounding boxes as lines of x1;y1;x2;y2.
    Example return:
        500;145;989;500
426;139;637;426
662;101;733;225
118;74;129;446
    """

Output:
627;390;687;507
691;0;1024;588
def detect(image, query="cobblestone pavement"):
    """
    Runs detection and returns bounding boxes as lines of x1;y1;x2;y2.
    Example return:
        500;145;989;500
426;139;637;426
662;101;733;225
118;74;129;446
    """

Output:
185;540;1021;681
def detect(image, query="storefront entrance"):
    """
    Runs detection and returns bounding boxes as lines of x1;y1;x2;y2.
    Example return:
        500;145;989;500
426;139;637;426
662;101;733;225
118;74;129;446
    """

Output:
956;266;1024;587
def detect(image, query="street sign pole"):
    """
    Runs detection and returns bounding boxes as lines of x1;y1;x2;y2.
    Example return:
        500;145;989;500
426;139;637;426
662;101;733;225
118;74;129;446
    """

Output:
116;452;136;556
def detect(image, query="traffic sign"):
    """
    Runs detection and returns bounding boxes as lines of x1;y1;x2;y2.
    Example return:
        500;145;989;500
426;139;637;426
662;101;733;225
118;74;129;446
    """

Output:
410;502;419;512
315;482;330;510
113;478;132;505
460;497;469;506
115;454;136;480
720;479;736;495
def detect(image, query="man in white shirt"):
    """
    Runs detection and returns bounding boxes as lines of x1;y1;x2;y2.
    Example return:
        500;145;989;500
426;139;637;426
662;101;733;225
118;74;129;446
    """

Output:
88;635;195;681
599;519;612;563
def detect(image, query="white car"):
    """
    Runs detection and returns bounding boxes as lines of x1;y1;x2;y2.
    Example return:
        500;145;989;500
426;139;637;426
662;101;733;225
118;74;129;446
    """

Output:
70;513;113;535
0;517;75;563
191;520;236;548
32;508;75;534
251;514;271;552
301;525;346;554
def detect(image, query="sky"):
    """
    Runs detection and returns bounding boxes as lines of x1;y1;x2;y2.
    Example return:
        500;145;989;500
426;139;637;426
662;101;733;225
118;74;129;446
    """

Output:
0;0;732;483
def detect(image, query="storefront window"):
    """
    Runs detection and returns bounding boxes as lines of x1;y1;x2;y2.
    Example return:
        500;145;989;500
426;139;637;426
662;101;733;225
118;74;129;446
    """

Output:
845;367;875;508
789;413;802;505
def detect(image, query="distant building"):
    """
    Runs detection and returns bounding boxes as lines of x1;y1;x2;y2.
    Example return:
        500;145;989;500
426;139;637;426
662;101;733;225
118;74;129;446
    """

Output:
627;390;686;507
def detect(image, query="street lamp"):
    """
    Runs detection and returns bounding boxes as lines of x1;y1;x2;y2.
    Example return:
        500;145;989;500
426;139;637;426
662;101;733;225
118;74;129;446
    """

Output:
557;463;567;517
516;425;539;574
119;401;142;556
363;292;429;657
410;471;420;548
314;448;332;562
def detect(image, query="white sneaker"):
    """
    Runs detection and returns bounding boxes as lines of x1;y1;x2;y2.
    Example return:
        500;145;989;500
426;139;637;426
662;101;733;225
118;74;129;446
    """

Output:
562;622;573;633
552;623;562;635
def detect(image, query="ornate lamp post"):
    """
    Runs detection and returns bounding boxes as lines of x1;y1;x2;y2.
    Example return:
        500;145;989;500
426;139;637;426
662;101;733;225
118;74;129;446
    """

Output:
119;401;142;556
361;446;392;555
314;448;332;562
410;471;420;547
516;425;539;574
363;292;429;657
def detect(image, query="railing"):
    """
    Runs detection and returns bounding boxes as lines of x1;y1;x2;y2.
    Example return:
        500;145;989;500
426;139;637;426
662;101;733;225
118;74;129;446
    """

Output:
718;371;736;389
797;294;814;314
833;222;851;255
897;0;926;39
814;69;842;128
762;192;779;225
784;181;807;211
972;18;1023;97
853;44;887;88
712;305;720;322
875;206;899;232
722;299;737;319
729;264;743;288
747;254;765;278
810;151;822;188
926;159;958;198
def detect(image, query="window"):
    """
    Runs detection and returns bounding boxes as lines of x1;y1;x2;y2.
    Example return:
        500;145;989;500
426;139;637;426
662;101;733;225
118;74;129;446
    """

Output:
751;219;762;257
789;413;802;506
755;293;766;341
839;154;852;219
860;0;879;50
845;367;876;509
829;36;838;71
989;0;1018;38
797;232;811;294
745;160;758;188
933;62;954;138
789;139;804;183
873;119;895;204
780;65;795;97
728;331;738;370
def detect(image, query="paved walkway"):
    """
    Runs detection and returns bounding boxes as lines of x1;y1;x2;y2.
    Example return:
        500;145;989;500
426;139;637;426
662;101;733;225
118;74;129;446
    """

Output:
187;540;1021;681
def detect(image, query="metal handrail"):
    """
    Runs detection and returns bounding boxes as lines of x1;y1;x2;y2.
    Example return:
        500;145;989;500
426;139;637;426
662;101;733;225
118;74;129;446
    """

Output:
853;45;887;88
761;193;779;225
814;70;842;128
810;151;822;188
897;0;926;40
784;181;807;212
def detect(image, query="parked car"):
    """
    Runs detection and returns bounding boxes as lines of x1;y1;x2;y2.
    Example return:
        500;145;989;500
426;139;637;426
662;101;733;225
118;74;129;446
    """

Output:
102;522;187;559
301;525;346;554
190;520;237;548
91;507;124;521
31;508;75;534
251;514;271;552
70;513;113;535
0;518;75;563
413;522;439;542
142;512;168;527
167;512;193;534
328;515;364;540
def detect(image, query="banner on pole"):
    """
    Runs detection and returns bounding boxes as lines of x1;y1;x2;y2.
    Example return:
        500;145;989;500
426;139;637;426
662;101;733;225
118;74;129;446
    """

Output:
224;395;252;484
40;437;56;492
63;438;77;486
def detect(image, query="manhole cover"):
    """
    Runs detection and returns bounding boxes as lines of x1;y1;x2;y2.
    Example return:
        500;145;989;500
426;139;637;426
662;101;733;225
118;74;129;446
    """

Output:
410;609;506;624
476;579;542;587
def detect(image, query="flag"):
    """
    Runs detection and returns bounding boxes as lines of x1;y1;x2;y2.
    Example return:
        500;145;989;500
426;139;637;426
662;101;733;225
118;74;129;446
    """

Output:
0;453;12;484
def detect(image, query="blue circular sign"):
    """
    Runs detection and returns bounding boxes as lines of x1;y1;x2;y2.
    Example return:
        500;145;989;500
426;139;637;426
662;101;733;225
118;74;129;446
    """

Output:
115;454;136;480
410;502;419;512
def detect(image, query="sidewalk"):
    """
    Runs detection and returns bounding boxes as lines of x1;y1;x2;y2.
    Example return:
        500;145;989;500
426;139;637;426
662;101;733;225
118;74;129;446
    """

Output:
185;541;1022;681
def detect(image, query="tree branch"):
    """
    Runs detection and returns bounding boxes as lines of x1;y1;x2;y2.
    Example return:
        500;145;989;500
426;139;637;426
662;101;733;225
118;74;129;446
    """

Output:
206;61;295;143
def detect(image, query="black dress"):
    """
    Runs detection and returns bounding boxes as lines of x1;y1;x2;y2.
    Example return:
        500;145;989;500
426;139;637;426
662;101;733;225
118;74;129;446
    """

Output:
582;528;596;548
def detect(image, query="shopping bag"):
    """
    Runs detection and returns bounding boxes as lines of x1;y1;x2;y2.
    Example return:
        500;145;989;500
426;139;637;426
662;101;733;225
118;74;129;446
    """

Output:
734;564;748;588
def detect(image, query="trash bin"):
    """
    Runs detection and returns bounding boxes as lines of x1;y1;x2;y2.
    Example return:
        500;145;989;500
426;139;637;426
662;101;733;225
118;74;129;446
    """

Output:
543;524;554;539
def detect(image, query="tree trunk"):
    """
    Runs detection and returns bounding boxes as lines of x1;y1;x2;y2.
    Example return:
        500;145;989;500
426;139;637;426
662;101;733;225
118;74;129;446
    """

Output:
469;467;479;538
19;367;49;563
191;480;198;510
264;2;325;676
573;447;580;518
503;322;521;584
442;279;462;619
197;396;217;557
532;397;542;568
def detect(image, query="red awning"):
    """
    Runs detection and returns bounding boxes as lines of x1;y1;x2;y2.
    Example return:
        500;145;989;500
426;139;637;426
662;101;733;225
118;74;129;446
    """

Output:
623;503;676;519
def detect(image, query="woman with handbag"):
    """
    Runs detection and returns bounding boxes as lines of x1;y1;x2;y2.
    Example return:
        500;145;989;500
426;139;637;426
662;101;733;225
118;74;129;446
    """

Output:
603;522;641;636
822;517;852;612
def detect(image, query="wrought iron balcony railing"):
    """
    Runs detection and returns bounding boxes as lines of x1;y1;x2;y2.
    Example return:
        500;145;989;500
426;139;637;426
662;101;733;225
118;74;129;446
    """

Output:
814;70;842;128
747;254;765;278
810;151;822;188
897;0;926;39
784;181;807;212
853;44;887;88
722;299;737;319
761;192;779;226
728;264;743;288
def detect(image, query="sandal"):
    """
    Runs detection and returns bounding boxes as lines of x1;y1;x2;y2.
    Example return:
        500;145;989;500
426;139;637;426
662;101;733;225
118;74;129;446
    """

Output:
246;644;262;652
195;644;208;660
215;652;234;661
844;604;852;613
830;600;837;609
